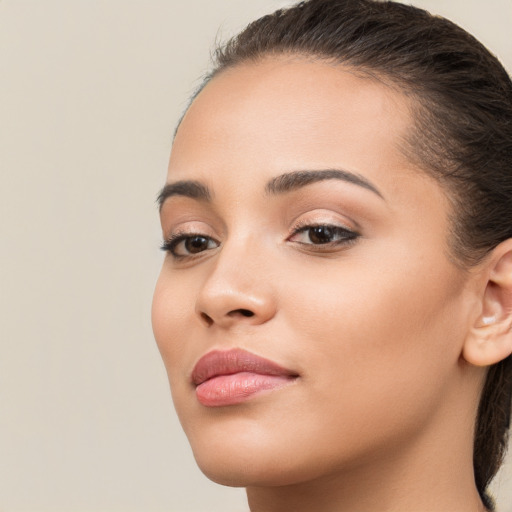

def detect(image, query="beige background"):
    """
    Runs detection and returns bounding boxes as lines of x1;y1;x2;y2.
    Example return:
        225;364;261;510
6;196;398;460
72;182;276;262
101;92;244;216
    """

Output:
1;1;511;511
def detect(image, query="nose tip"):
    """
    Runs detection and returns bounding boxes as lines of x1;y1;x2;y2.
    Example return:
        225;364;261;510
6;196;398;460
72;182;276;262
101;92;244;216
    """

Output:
195;273;277;328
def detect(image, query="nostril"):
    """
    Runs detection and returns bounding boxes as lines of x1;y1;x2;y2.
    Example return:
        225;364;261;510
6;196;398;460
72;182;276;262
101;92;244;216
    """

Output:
232;308;255;317
200;312;214;326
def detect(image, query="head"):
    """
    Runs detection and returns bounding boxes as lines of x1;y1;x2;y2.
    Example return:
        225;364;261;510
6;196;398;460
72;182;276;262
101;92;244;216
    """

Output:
153;1;512;509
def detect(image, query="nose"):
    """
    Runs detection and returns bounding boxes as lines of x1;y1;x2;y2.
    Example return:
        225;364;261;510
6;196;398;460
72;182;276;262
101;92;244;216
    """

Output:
195;241;277;329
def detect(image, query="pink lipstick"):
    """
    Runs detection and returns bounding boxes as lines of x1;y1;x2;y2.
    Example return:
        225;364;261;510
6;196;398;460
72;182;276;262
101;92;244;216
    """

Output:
191;348;298;407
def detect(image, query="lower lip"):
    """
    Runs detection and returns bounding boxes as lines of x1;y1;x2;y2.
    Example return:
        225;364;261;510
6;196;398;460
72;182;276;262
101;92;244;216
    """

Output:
195;372;295;407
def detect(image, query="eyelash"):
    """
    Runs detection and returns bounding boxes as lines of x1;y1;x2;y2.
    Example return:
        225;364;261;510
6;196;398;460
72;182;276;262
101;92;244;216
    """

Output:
160;231;220;260
161;222;360;260
288;220;360;249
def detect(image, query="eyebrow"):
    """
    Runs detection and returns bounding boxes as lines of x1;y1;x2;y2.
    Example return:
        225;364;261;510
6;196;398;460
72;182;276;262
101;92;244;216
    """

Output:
157;168;383;211
265;169;384;199
157;180;211;211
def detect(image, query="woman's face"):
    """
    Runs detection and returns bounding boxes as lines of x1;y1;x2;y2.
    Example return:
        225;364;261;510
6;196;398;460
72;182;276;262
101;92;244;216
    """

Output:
152;58;476;487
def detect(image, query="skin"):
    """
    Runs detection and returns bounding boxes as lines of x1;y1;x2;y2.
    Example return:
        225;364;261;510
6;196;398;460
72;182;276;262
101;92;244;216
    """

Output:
152;57;493;512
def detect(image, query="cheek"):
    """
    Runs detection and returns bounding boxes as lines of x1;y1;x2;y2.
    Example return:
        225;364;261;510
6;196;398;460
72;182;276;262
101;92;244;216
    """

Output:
152;272;200;429
151;271;192;374
283;249;467;428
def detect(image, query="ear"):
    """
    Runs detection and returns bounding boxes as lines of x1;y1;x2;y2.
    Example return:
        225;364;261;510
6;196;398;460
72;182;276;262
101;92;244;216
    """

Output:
463;239;512;367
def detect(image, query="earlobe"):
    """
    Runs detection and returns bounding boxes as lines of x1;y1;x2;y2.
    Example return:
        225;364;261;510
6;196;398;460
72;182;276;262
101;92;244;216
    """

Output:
463;240;512;367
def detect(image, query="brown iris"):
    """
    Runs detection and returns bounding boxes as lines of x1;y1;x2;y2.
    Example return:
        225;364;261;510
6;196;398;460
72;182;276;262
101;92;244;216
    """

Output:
185;236;211;253
308;226;335;244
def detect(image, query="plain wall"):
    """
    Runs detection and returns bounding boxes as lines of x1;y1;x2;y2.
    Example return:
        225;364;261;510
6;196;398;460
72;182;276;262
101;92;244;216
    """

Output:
1;1;511;511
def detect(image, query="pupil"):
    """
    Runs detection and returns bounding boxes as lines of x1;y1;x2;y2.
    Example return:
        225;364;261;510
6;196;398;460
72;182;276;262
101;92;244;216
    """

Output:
186;236;209;253
309;226;332;244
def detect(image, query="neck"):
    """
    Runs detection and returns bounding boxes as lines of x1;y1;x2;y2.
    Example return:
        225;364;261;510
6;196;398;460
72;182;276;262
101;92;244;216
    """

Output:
246;446;487;512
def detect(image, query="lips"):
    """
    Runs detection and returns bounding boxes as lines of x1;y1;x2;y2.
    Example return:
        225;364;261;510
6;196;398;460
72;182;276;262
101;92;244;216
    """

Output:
191;348;298;407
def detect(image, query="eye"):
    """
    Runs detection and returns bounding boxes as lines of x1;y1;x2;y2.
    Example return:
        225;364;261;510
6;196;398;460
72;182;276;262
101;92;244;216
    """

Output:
288;223;359;246
161;233;219;258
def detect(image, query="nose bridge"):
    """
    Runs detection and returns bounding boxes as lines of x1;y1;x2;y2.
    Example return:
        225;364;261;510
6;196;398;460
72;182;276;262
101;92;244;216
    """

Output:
195;232;276;327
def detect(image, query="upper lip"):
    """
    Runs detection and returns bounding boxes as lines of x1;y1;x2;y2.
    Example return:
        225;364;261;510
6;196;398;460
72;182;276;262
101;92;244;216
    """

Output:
191;348;298;386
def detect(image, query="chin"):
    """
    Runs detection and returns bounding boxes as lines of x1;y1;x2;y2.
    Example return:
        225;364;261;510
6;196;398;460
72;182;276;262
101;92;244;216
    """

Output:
193;450;317;488
195;458;263;488
186;423;282;486
183;415;313;487
184;414;358;489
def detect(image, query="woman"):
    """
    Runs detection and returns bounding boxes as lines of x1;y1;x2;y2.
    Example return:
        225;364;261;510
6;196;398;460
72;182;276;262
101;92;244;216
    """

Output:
152;0;512;510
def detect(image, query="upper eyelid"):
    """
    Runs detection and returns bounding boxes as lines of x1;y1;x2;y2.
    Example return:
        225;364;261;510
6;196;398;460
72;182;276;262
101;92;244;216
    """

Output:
291;219;355;231
175;231;219;242
163;214;359;237
162;220;218;237
164;202;363;231
289;211;360;232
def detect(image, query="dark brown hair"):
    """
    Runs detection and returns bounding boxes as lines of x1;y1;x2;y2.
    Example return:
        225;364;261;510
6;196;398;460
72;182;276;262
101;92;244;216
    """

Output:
187;0;512;508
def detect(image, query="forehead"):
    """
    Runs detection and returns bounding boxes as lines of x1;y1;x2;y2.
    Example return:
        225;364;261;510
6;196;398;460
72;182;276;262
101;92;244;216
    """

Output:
169;57;417;184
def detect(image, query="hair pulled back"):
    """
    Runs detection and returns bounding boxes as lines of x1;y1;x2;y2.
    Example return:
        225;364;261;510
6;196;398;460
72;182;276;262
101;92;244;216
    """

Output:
195;0;512;508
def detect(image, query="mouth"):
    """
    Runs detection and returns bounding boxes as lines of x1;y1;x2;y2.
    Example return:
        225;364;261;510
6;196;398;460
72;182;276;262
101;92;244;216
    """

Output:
191;348;299;407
